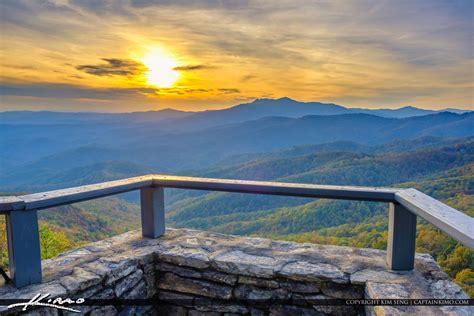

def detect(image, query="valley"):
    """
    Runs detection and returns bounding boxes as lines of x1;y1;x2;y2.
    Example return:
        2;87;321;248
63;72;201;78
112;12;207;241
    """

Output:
0;98;472;295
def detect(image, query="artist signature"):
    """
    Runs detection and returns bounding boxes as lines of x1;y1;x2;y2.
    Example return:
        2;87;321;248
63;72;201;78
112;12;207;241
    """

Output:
7;293;85;313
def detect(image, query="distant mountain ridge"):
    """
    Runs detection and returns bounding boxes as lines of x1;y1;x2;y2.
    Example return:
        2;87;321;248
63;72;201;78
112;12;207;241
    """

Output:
0;108;191;125
171;97;470;130
1;99;472;297
1;98;472;194
1;112;473;193
1;98;470;128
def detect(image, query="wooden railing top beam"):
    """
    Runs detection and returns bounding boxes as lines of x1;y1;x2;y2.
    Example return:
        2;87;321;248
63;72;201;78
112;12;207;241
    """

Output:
0;174;472;249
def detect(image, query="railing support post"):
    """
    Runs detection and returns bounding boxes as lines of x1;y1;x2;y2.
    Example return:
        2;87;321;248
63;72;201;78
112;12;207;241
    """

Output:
140;187;165;238
387;202;417;270
6;210;42;287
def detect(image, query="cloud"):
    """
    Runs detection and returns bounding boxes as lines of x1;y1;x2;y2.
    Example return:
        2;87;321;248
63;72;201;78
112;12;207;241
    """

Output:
145;87;240;96
1;0;473;111
0;83;154;100
218;88;240;94
0;82;242;101
241;75;256;82
129;0;249;10
173;64;212;71
76;58;145;77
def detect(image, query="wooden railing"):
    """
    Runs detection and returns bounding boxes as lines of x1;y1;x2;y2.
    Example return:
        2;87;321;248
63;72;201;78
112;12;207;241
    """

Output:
1;175;473;288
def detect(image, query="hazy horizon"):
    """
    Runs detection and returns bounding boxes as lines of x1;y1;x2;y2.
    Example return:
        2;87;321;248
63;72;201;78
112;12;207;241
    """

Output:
0;96;473;114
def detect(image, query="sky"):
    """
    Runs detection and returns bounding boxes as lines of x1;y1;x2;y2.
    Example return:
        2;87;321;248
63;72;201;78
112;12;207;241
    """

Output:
0;0;473;112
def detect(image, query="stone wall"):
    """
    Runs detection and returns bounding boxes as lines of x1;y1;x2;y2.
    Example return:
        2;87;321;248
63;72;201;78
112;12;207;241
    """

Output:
0;228;470;315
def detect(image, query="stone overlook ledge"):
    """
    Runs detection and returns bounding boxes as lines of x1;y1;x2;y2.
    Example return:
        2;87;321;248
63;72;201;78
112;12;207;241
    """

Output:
0;228;470;315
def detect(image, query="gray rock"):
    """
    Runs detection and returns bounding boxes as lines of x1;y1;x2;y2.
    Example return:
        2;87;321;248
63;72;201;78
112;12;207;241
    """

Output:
278;261;348;284
0;227;469;316
290;293;307;305
143;263;155;275
350;269;410;285
156;262;237;285
123;280;147;299
157;273;232;299
157;290;195;307
280;280;320;293
429;280;469;299
93;288;115;299
202;270;238;286
238;276;279;288
234;284;289;301
300;293;328;305
81;260;111;279
212;250;276;278
156;262;202;277
128;245;160;265
2;281;67;300
59;267;101;294
320;282;363;299
101;256;139;285
114;269;144;297
144;273;156;297
76;284;103;298
157;246;210;269
82;257;137;286
365;282;410;299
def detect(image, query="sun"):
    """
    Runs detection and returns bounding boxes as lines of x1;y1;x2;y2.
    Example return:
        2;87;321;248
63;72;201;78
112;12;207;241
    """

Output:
141;47;180;88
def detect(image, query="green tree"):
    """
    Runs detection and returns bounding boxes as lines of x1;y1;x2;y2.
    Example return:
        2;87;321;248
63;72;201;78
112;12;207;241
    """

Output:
454;269;474;298
440;245;474;278
39;225;73;260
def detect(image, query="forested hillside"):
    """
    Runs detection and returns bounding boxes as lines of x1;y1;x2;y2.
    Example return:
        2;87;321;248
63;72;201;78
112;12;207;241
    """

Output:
165;142;474;295
166;140;473;227
0;102;472;295
1;110;472;190
1;138;471;294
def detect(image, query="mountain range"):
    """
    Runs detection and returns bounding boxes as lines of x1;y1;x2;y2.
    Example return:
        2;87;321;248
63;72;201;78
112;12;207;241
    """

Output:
1;98;473;296
1;98;473;192
154;97;470;131
1;97;470;129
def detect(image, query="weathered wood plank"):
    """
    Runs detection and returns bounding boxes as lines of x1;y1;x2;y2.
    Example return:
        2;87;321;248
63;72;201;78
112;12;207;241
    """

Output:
0;175;399;212
0;175;472;254
6;210;42;287
395;189;474;249
152;175;399;202
140;187;165;238
19;175;154;211
386;203;417;270
0;196;25;211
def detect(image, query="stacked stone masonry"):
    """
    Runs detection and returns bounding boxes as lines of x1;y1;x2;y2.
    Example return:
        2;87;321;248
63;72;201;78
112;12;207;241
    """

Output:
0;228;470;315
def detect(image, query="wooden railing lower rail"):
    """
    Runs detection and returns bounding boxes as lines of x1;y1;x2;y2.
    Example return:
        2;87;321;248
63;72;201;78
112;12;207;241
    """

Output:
0;174;473;288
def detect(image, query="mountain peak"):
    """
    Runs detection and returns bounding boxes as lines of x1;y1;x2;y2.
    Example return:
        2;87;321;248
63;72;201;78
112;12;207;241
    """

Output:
276;97;297;102
250;97;299;105
159;108;188;113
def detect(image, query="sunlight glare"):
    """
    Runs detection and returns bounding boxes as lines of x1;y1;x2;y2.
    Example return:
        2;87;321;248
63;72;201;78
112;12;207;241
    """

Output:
141;47;180;88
